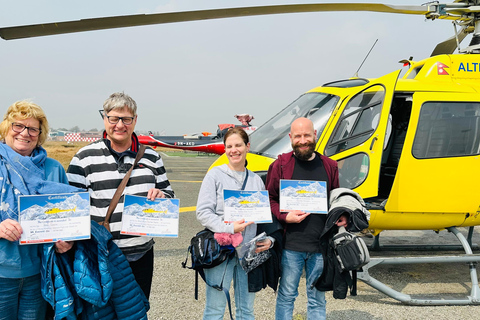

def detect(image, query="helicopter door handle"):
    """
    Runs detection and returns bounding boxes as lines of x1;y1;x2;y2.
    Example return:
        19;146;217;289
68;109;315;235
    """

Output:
370;137;378;150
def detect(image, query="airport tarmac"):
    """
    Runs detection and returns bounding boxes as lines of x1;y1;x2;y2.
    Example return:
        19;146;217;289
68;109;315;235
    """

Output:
149;155;480;319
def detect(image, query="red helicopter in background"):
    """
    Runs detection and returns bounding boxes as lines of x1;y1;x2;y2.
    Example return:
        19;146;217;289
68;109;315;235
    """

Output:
137;114;257;155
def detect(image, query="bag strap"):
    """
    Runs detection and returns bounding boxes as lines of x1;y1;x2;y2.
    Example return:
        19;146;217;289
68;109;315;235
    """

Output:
182;240;233;320
351;270;357;296
241;169;249;190
103;144;146;225
197;258;234;320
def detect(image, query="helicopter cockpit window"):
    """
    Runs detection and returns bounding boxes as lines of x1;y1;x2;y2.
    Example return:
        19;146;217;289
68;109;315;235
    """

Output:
337;153;369;189
413;102;480;158
325;85;385;156
249;92;339;158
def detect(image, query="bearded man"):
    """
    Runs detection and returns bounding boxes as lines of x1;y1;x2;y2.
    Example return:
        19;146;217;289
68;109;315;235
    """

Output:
265;117;339;320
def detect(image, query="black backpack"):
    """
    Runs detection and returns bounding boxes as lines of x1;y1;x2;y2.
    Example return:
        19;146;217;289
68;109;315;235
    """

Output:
182;229;234;271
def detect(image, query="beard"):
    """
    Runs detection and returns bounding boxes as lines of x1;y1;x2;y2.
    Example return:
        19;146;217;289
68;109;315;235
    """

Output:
292;141;316;161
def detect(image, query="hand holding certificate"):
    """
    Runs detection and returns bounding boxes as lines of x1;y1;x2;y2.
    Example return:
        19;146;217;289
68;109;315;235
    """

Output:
121;195;180;237
280;180;328;214
223;190;272;224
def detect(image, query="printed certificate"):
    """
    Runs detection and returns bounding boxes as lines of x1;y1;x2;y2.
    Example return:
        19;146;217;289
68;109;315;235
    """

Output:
280;180;328;214
121;195;179;237
18;192;91;244
223;190;272;224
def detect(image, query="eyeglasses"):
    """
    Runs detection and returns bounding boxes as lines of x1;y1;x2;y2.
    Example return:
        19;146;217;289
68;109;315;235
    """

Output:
11;122;42;137
105;115;135;125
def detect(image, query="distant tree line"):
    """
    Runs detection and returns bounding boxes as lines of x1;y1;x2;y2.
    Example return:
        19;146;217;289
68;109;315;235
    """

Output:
53;127;99;132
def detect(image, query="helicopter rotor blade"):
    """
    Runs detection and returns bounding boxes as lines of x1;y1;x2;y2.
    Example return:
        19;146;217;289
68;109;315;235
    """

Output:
430;25;469;56
0;3;431;40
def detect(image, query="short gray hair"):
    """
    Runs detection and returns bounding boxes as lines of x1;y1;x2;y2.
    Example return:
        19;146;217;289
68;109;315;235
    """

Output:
103;92;137;116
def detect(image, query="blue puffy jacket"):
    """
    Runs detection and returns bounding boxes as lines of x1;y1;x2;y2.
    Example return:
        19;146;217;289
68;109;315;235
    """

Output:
41;222;149;320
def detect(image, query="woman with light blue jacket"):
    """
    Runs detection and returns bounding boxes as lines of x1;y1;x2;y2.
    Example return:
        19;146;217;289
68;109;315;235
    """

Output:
0;101;78;320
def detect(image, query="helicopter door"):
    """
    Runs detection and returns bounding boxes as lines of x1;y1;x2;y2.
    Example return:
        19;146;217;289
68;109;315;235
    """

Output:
321;70;400;198
386;92;480;214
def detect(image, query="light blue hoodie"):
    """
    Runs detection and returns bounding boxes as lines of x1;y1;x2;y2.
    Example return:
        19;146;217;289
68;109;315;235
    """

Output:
196;164;265;244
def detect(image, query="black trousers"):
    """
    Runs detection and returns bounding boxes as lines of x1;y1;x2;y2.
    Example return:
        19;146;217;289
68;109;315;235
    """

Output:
129;247;154;300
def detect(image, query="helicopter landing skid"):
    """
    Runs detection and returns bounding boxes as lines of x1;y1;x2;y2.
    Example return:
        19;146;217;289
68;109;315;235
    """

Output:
370;226;478;251
357;227;480;305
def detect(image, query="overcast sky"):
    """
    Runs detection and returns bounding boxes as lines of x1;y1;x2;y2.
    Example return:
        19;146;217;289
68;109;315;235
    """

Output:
0;0;458;134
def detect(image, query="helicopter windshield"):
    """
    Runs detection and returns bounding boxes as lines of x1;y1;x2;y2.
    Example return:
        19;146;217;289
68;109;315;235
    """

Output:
249;92;339;158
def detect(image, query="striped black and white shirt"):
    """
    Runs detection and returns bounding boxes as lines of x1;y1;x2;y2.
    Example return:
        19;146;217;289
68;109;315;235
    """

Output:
67;133;174;255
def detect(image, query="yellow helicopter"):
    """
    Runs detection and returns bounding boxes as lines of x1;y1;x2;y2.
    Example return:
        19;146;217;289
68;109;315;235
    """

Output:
2;0;480;306
296;190;318;194
238;200;260;205
215;53;480;232
45;206;76;215
142;208;167;214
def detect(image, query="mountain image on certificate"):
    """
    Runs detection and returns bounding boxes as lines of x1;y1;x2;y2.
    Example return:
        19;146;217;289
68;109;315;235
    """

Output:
123;196;179;219
18;192;91;244
122;195;180;237
224;190;270;209
280;180;328;214
19;193;90;221
223;190;272;223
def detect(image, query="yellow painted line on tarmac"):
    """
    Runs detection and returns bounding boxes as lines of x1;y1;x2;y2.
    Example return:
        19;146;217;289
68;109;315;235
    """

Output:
180;206;196;213
170;180;203;183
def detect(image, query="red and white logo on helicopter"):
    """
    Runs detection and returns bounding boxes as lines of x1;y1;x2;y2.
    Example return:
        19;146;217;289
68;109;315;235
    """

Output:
437;62;449;75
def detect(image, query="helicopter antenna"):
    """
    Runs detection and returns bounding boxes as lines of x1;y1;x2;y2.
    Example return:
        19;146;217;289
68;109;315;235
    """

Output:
353;39;378;78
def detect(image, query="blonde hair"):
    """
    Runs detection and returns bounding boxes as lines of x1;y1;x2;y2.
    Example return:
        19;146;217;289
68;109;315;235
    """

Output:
0;100;49;146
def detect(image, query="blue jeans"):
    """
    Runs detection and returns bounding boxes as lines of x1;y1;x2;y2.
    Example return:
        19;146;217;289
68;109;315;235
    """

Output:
0;274;46;320
275;250;325;320
203;256;255;320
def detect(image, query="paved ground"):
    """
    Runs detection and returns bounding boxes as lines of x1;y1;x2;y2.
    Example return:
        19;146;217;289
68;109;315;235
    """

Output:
148;155;480;319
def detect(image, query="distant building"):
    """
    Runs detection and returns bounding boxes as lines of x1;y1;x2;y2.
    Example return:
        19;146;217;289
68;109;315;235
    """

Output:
64;131;102;142
49;130;68;141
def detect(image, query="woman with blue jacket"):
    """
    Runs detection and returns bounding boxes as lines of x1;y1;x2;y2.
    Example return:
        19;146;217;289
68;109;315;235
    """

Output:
0;101;78;320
